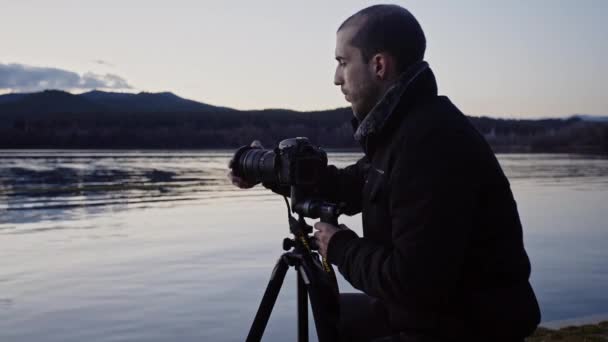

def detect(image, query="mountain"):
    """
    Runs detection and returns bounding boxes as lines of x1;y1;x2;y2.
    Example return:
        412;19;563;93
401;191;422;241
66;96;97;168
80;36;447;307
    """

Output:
0;90;606;153
0;90;106;115
79;90;232;113
0;93;29;104
0;89;232;115
573;114;608;123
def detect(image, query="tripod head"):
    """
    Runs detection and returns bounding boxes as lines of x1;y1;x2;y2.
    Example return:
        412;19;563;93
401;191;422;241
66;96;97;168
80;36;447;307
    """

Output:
290;185;344;226
282;185;344;252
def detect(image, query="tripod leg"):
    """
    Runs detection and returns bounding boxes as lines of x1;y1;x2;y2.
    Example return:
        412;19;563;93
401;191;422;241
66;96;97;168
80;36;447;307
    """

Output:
246;256;290;342
302;256;340;342
297;266;309;342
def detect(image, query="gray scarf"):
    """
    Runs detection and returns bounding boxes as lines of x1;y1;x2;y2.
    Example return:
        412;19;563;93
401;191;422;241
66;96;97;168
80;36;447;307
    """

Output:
354;61;429;142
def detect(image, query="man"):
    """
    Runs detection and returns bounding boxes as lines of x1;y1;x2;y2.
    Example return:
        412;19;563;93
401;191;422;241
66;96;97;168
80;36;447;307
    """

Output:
231;4;541;341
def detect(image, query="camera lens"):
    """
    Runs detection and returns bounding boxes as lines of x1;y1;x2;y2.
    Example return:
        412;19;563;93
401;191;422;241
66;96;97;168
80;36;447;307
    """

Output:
236;148;277;184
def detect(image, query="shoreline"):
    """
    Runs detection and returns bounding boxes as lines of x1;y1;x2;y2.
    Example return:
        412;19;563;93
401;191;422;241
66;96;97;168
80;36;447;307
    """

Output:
530;318;608;341
541;313;608;329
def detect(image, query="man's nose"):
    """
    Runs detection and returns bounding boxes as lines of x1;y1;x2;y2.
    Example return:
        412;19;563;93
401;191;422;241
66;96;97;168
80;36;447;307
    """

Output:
334;67;343;86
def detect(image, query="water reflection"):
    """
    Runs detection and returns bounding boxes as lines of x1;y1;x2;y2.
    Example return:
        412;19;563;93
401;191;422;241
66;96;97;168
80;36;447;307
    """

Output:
1;151;607;341
500;154;608;183
1;151;607;229
0;151;274;228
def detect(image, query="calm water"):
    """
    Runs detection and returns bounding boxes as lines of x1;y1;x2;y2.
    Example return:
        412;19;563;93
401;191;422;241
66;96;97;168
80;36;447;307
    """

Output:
1;151;607;341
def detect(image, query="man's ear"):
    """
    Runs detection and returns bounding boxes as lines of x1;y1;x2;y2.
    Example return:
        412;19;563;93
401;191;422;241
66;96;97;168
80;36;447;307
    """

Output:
372;53;387;80
371;53;394;81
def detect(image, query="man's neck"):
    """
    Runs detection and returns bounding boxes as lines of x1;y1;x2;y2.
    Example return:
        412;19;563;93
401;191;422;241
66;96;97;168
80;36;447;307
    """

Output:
358;76;400;122
353;61;431;143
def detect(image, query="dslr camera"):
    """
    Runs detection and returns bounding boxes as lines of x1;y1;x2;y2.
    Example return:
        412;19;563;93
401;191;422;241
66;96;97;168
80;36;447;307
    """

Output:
230;137;327;188
230;137;342;224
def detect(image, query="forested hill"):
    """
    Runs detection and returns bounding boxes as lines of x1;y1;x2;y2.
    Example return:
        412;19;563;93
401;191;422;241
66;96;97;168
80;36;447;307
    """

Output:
0;90;606;154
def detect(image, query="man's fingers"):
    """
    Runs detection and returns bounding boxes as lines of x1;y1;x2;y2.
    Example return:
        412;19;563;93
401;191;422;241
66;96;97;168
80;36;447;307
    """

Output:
250;140;263;148
236;180;254;189
227;170;256;189
228;171;238;185
315;222;336;232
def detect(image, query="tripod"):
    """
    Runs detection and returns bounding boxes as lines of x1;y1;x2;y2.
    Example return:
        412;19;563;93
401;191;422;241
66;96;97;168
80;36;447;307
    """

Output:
246;197;342;342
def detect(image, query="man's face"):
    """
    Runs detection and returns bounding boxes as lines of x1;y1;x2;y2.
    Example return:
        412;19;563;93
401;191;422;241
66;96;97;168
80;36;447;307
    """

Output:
334;25;382;120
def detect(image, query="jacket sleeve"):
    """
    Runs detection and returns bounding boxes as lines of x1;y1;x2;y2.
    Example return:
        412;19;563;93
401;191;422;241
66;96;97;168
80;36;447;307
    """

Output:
264;156;369;216
317;156;368;215
327;131;478;311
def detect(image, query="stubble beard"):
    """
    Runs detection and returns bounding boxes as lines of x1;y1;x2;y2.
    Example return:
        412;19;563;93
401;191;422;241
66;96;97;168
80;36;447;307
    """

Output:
351;83;383;122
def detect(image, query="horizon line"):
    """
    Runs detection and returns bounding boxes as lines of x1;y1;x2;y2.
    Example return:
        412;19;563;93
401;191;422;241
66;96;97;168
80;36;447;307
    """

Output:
0;88;606;120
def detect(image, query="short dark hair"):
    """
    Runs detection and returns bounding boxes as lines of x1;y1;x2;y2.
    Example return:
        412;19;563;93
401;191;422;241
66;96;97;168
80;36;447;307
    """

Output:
338;4;426;72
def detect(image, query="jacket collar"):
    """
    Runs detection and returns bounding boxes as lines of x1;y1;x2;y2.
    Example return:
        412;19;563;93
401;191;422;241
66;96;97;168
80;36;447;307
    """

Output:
353;61;437;147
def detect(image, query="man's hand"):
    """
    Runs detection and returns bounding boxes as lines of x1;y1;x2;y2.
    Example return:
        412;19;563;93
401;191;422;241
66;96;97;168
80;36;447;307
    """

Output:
313;222;343;259
227;140;263;189
227;170;256;189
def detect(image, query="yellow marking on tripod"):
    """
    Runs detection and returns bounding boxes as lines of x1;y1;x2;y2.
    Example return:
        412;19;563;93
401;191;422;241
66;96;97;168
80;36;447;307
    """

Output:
298;235;311;252
321;257;331;273
297;234;332;274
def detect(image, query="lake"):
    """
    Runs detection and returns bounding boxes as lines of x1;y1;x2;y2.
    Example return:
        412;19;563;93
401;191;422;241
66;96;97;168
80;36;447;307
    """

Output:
1;150;607;341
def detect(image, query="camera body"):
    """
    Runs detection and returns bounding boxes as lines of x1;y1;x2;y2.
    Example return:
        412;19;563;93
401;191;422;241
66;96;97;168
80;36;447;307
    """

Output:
231;137;328;187
231;137;342;225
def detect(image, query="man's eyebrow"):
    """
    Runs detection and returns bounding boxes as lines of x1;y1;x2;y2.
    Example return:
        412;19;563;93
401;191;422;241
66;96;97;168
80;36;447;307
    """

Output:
335;56;346;61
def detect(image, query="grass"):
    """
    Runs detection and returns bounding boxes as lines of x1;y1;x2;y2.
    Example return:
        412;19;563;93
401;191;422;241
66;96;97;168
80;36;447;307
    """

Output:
526;321;608;341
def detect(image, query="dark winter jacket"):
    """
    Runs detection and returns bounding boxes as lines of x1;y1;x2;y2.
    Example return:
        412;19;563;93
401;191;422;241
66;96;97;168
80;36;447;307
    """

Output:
319;62;541;340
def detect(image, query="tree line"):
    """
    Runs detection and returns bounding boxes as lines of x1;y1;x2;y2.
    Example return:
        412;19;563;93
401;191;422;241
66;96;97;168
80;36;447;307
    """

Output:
0;108;606;154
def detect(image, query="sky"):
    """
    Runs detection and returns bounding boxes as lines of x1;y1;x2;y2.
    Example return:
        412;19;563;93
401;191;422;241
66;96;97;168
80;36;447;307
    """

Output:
1;0;606;118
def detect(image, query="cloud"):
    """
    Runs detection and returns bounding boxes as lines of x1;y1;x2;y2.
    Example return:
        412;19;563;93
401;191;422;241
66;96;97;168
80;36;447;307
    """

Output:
0;63;132;92
93;60;114;67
